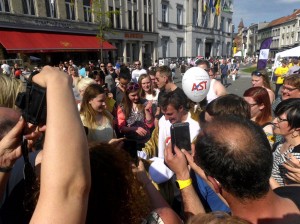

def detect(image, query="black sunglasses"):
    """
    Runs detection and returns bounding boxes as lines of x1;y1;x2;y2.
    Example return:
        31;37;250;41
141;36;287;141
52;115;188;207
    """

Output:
252;71;264;76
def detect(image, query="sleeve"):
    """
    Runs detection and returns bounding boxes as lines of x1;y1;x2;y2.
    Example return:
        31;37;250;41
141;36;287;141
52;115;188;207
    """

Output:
117;106;126;130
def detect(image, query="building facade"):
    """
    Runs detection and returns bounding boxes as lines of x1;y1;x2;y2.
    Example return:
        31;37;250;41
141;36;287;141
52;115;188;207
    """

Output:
242;9;300;58
0;0;159;66
157;0;234;60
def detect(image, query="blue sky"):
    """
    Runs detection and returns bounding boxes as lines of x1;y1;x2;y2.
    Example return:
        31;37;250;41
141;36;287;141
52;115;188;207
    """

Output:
232;0;299;31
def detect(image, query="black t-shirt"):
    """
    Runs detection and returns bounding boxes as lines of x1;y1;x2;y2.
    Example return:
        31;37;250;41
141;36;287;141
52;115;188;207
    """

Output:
274;186;300;210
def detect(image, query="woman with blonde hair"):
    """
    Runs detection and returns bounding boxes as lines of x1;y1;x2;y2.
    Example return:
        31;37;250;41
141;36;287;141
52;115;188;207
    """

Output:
0;75;25;109
80;84;116;143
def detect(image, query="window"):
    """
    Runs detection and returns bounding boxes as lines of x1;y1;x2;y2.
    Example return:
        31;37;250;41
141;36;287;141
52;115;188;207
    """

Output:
109;6;114;27
128;10;132;29
162;3;168;23
0;0;10;12
116;8;120;28
148;14;152;31
220;17;224;31
214;15;218;29
193;9;198;26
66;0;75;20
144;13;148;31
177;5;183;25
22;0;35;15
45;0;57;18
134;11;138;30
162;37;169;58
83;0;91;22
177;38;183;57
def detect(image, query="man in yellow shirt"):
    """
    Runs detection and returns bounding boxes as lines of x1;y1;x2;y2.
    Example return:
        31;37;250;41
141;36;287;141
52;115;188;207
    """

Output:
274;60;289;98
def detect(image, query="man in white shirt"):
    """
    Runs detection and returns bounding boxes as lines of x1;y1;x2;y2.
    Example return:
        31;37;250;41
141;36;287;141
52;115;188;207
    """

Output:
148;91;200;184
131;60;147;83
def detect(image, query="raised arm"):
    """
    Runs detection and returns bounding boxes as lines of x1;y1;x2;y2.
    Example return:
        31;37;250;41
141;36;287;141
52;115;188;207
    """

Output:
30;66;91;224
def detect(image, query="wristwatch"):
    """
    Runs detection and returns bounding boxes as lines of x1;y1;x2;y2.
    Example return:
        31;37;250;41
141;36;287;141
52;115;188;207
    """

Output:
175;178;192;190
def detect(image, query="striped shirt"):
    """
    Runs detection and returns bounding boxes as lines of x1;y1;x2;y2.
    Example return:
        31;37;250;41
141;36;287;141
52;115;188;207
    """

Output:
272;144;300;186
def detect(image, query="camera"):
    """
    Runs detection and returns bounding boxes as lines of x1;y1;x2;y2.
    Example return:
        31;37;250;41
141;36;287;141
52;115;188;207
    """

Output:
15;72;47;125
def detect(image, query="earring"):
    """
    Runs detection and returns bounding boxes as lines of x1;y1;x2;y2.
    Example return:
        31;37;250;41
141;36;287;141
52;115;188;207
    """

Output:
291;131;299;138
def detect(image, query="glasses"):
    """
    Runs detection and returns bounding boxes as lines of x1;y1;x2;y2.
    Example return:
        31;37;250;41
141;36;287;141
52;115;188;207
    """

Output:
282;85;298;92
276;116;288;123
135;63;141;66
127;83;139;92
100;65;105;67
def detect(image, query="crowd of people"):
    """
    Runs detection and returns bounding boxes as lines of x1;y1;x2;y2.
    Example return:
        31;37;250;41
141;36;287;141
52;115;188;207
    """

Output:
0;56;300;224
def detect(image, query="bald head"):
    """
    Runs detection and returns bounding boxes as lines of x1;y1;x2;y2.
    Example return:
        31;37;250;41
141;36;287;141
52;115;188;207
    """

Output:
0;107;21;140
194;115;273;200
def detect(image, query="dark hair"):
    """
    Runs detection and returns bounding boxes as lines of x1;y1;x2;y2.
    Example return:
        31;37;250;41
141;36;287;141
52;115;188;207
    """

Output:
194;115;272;200
160;91;190;112
243;87;272;126
274;98;300;130
156;66;172;82
86;143;150;223
206;94;250;119
195;59;210;68
121;82;144;119
119;66;131;81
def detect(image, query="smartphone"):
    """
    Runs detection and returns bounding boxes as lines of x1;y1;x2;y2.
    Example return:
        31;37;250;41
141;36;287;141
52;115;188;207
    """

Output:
170;122;191;154
123;139;138;166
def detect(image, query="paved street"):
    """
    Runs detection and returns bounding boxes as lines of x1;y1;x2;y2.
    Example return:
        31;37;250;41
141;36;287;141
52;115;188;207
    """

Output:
173;68;252;97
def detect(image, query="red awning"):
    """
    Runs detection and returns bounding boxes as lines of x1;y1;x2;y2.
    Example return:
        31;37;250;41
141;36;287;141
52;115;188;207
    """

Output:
0;30;116;53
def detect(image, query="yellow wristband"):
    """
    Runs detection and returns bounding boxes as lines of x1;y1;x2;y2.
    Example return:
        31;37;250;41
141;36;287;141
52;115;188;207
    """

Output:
176;178;192;190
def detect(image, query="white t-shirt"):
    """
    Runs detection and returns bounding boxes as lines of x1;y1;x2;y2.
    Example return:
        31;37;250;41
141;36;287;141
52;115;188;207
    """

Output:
131;69;147;83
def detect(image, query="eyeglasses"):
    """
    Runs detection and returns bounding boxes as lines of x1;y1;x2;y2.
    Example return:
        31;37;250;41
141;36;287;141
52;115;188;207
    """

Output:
276;116;288;123
282;85;298;92
100;65;105;67
135;63;141;66
127;83;139;92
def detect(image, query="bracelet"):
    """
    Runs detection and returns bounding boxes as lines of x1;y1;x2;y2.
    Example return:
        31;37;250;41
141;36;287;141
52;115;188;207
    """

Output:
0;166;13;173
175;178;192;190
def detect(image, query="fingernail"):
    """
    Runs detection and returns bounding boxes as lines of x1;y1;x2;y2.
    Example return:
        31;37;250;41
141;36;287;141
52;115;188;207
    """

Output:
19;116;23;121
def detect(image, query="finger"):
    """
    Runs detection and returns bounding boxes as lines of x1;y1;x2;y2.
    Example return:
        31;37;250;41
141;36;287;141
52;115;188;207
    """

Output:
5;117;25;139
182;149;194;164
164;140;173;160
285;173;297;182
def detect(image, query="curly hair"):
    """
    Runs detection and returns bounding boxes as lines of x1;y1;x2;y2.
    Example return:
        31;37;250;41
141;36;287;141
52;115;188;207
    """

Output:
86;143;150;224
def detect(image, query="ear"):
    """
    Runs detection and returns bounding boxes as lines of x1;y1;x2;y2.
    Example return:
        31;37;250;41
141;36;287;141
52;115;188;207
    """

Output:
207;176;222;194
178;105;184;112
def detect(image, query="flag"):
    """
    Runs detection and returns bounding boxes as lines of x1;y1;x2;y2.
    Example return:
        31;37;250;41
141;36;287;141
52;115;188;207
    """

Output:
203;0;207;13
257;37;273;70
214;0;221;16
209;0;215;13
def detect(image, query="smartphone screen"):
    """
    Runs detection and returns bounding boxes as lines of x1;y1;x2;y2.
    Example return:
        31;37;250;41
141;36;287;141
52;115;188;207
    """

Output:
170;122;191;154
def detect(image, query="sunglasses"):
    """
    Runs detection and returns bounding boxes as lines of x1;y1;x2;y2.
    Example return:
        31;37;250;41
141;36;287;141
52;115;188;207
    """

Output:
252;71;264;76
135;63;141;66
127;83;139;92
